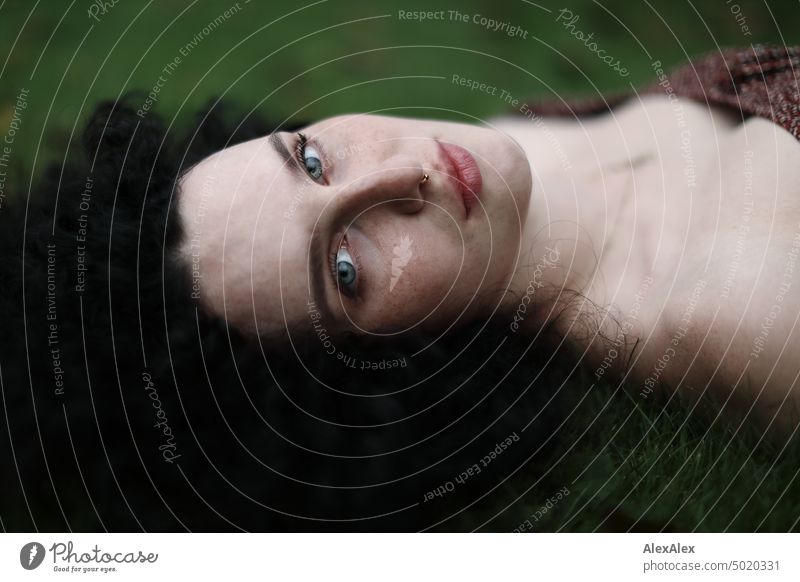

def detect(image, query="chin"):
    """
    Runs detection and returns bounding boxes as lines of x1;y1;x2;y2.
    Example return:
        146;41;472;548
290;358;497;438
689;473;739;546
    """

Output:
485;145;532;215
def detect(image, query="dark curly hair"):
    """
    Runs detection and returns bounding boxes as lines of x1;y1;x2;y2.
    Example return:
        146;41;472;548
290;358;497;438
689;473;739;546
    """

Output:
0;94;584;532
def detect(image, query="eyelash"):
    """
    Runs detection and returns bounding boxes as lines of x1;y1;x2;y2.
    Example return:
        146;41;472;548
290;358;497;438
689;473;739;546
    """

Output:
294;132;308;165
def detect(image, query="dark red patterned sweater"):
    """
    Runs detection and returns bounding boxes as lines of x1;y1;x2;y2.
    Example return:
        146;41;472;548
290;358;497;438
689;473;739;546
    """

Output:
520;44;800;142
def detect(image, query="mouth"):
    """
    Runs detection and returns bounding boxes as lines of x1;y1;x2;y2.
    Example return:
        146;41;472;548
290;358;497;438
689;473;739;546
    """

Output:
435;140;483;218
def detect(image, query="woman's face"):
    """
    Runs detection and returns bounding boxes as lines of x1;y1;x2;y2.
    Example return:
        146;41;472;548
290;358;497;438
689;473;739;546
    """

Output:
177;114;532;340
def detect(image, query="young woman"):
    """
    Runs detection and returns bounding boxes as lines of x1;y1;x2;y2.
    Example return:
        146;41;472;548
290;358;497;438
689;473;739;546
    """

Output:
180;44;800;434
1;45;796;532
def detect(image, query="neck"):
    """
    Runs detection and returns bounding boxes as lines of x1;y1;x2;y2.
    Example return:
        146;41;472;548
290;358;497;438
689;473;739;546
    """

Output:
492;115;635;340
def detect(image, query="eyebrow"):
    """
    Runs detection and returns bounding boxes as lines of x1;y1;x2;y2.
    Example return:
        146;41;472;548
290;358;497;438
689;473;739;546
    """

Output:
268;132;304;179
308;226;336;327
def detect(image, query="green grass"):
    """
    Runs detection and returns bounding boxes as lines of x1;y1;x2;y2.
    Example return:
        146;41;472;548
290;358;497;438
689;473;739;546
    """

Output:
454;377;800;532
3;0;798;172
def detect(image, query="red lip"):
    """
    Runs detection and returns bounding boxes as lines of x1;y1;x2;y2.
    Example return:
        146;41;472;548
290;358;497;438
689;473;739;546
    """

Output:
436;140;483;217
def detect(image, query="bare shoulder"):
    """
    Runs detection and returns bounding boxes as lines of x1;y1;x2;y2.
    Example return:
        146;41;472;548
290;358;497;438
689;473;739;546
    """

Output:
613;92;744;131
630;249;800;435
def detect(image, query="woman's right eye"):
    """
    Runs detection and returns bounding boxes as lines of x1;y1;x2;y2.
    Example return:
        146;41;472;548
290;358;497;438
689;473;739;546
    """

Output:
296;132;324;181
331;245;358;297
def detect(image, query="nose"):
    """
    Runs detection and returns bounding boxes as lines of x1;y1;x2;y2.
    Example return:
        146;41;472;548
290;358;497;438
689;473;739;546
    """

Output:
332;155;426;218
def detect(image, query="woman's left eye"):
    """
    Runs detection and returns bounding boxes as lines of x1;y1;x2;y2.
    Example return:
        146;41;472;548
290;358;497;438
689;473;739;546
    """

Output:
296;133;324;181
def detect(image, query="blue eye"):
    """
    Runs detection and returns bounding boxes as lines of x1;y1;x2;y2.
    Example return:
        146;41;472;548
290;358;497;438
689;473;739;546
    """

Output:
296;133;323;181
332;246;357;296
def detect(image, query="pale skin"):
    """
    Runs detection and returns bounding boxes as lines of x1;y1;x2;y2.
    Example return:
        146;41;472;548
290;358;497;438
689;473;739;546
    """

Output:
178;94;800;435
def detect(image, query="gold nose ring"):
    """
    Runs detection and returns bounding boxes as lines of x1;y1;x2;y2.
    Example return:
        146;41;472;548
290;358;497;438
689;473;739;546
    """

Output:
419;172;429;185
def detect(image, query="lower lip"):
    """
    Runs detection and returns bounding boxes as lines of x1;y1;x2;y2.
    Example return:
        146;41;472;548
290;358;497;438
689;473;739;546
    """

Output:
438;141;483;216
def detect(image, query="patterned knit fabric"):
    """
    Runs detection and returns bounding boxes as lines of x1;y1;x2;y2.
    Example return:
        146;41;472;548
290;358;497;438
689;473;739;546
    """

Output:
520;44;800;142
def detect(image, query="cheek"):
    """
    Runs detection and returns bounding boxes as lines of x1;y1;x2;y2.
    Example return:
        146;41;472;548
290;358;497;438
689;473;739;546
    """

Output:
359;242;476;331
477;201;525;280
352;209;515;331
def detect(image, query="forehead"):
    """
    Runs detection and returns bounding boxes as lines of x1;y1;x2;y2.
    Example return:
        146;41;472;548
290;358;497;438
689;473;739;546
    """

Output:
177;134;324;337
